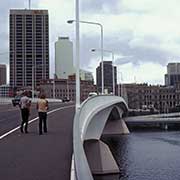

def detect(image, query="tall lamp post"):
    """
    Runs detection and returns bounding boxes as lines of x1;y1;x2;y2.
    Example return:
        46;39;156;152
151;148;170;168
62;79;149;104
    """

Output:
91;49;115;95
68;0;80;109
53;76;55;99
32;64;43;99
118;71;123;97
67;19;104;94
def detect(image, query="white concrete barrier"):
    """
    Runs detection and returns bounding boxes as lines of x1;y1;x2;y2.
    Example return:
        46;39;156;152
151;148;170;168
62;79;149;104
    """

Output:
71;95;129;180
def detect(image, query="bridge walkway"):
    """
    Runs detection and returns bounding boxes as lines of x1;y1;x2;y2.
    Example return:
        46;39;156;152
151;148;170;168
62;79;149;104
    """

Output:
0;105;75;180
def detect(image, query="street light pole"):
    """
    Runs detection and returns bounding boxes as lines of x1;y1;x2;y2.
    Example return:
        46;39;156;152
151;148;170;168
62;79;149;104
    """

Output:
75;0;80;109
112;52;115;95
53;78;55;99
32;65;34;99
67;19;104;94
29;0;31;9
67;79;69;100
32;64;43;100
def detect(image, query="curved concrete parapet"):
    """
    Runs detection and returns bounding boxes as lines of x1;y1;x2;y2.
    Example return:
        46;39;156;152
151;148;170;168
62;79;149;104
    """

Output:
72;95;129;180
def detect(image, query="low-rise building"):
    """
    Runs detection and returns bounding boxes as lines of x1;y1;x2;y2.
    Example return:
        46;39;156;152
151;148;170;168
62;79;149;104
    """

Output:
0;85;12;97
40;78;97;102
120;83;180;113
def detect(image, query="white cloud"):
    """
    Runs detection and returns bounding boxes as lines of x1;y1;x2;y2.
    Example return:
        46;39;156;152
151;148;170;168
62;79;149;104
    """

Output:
1;0;180;85
119;62;166;84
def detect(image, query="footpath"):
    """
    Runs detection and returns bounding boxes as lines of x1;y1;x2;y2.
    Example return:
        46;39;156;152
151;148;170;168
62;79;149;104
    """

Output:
0;106;75;180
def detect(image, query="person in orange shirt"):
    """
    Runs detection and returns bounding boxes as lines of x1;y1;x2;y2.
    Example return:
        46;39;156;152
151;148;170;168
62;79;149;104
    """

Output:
37;94;49;135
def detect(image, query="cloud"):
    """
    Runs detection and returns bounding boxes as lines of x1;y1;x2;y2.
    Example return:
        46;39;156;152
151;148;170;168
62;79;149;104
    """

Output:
119;62;166;85
1;0;180;85
81;0;122;14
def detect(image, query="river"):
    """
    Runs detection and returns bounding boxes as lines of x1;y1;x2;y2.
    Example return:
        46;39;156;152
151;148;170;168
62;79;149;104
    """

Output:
94;131;180;180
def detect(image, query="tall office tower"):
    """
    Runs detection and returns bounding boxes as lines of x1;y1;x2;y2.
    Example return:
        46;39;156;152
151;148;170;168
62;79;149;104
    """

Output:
9;9;49;88
0;64;7;85
165;63;180;86
96;61;117;94
55;37;75;79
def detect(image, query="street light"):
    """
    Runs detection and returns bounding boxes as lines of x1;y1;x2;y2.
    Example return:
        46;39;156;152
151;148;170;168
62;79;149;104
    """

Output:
118;71;123;97
53;75;56;99
67;0;80;110
91;48;115;95
32;64;43;99
67;19;104;94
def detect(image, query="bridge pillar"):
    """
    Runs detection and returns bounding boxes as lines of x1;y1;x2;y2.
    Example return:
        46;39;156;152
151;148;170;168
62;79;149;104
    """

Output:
103;119;129;136
102;106;129;136
84;139;120;175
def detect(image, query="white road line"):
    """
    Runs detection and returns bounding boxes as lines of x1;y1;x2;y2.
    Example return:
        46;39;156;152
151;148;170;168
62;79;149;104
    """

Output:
0;105;75;140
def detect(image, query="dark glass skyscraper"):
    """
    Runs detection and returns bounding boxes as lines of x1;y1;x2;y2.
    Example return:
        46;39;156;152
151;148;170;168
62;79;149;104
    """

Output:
9;9;49;88
96;61;117;94
0;64;6;85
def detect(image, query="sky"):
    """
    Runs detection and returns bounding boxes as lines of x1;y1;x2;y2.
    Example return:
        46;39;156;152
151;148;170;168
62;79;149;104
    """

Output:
1;0;180;85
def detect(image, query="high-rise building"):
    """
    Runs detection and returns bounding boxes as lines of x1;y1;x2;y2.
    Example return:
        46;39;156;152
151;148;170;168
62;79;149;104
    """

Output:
55;37;75;79
0;64;6;85
96;61;117;94
9;9;49;88
165;63;180;86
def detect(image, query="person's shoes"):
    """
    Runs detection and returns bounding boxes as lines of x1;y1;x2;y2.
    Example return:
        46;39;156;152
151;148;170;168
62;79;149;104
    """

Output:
39;132;42;135
20;128;24;133
25;131;28;134
44;130;47;133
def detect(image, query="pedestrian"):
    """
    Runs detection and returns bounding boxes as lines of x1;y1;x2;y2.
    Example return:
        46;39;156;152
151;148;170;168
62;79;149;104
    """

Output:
37;93;49;135
19;91;31;133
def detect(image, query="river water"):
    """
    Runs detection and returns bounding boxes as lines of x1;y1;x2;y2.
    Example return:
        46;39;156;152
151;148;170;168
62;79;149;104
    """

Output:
94;131;180;180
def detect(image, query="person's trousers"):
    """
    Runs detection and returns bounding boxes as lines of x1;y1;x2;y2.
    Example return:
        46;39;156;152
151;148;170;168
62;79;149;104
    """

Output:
38;112;47;134
20;108;29;133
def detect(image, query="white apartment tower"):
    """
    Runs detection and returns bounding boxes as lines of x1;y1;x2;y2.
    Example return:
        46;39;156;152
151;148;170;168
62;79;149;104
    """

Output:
55;37;75;79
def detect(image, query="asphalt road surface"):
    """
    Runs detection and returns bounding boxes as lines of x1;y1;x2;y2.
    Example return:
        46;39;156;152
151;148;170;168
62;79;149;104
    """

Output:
0;102;75;180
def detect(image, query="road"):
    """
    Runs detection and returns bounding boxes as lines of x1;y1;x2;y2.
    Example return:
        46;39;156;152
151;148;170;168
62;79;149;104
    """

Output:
0;102;75;180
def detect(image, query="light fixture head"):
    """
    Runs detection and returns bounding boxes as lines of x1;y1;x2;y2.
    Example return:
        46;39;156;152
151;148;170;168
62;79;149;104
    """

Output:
67;20;74;24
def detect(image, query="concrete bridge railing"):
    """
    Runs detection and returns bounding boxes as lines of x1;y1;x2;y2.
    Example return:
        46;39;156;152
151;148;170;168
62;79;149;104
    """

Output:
0;97;62;105
71;95;129;180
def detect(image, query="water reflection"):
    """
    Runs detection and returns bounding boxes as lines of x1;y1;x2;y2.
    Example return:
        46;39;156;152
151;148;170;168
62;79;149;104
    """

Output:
93;174;120;180
94;132;180;180
93;135;129;180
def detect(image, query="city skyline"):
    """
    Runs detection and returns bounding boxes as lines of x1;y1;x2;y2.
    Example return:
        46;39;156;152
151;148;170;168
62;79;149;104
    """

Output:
1;1;180;85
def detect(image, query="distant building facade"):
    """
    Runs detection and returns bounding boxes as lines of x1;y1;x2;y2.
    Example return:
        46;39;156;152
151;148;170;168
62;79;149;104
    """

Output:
9;9;49;88
80;69;94;82
0;64;6;85
40;78;97;102
165;63;180;86
0;85;12;97
55;37;75;79
123;83;180;113
96;61;117;94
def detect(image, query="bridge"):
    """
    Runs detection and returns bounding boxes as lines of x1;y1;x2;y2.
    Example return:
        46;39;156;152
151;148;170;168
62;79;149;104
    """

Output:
0;95;129;180
125;112;180;130
2;95;179;179
71;95;129;180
